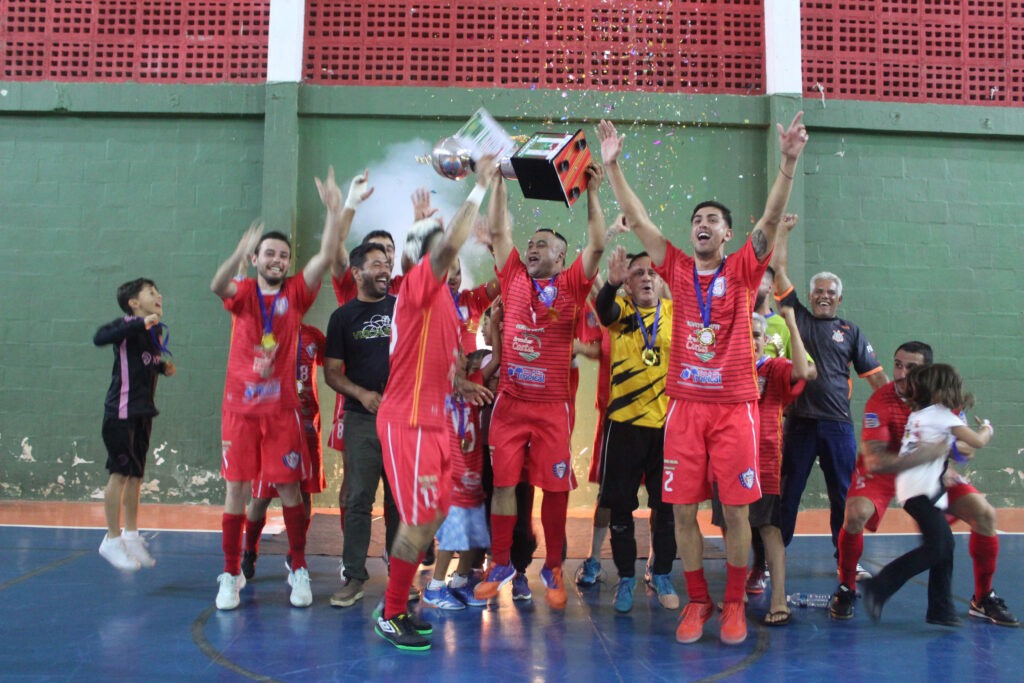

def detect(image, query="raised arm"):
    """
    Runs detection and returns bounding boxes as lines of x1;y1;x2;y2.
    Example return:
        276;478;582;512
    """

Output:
306;168;371;289
596;119;667;265
595;245;627;326
487;173;514;271
580;164;608;279
431;157;499;280
750;112;809;261
951;418;993;450
771;213;798;296
779;304;816;381
211;220;263;300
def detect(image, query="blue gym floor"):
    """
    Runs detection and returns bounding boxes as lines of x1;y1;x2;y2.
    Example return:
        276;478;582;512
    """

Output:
1;526;1020;682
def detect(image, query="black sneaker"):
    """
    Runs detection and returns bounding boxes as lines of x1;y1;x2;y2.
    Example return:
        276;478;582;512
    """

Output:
970;590;1021;627
860;577;885;623
830;583;855;620
241;551;257;580
375;613;431;651
371;600;433;635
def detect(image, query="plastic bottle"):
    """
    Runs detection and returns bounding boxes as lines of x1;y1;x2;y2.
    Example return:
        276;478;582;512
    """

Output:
786;592;832;608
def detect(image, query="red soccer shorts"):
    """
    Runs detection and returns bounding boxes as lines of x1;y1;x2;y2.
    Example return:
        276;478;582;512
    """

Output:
846;456;896;532
221;409;311;485
252;420;324;498
489;393;576;492
662;398;761;506
378;420;451;526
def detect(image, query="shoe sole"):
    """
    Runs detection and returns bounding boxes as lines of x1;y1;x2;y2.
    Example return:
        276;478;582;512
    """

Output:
374;625;431;651
676;606;714;644
545;590;568;609
968;609;1020;627
830;608;854;620
290;592;313;607
721;629;748;645
330;592;364;608
658;595;681;610
475;573;515;600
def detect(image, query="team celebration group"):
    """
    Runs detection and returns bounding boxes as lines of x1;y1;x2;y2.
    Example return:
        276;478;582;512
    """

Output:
93;112;1018;652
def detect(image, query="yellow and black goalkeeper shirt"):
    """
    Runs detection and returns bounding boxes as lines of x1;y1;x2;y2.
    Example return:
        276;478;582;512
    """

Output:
606;296;672;428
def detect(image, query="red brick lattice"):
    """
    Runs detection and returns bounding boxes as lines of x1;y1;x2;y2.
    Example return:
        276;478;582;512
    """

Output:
802;0;1024;104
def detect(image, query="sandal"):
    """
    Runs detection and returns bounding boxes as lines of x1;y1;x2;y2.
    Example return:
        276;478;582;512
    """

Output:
764;609;792;626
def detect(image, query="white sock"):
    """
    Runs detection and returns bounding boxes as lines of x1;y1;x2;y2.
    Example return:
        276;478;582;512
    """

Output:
428;578;445;590
123;530;140;540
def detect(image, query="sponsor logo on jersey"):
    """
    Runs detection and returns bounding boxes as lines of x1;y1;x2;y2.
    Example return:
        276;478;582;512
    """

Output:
679;364;723;387
832;328;845;344
275;297;289;315
283;450;301;470
712;277;726;297
513;333;541;362
552;460;568;479
244;379;281;403
738;467;756;489
863;412;880;429
508;364;546;385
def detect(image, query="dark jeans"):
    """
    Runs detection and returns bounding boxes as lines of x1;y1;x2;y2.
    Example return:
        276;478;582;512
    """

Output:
341;410;398;581
780;417;857;549
870;495;955;617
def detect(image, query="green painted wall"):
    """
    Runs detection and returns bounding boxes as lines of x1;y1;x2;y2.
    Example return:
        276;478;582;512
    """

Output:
1;84;1020;511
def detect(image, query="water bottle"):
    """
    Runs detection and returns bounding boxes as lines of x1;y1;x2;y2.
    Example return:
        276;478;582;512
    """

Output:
787;592;831;608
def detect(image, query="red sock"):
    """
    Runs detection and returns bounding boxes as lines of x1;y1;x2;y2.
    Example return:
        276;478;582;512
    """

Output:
724;562;747;603
385;555;421;620
222;513;245;575
970;532;998;599
490;514;517;566
541;491;568;568
684;568;710;604
283;504;308;570
838;527;863;587
244;517;267;554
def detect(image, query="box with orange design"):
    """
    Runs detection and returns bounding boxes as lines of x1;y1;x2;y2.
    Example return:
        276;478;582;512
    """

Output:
510;130;592;207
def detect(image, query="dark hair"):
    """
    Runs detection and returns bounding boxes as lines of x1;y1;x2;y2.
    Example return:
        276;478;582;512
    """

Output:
350;242;387;270
904;363;972;412
419;227;445;261
255;231;291;254
627;251;650;268
764;265;776;280
534;228;568;252
117;278;157;314
362;230;395;247
896;340;934;366
691;200;732;229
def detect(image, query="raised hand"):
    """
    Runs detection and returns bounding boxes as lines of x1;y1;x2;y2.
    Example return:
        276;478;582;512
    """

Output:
596;119;625;165
342;169;374;211
606;213;630;241
314;166;344;214
239;219;264;257
585;163;604;192
607;245;629;286
474;154;499;188
412;187;439;221
781;213;800;233
777;111;809;160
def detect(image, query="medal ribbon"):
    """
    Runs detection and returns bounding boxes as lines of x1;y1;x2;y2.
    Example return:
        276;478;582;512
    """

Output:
450;288;467;322
149;322;171;356
256;283;283;340
692;258;726;331
756;355;770;370
295;329;303;383
455;395;467;442
633;299;661;354
530;273;558;324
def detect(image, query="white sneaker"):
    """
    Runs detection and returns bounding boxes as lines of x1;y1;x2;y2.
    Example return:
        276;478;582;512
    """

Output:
856;563;873;580
121;532;156;568
99;534;141;571
289;568;313;607
216;572;246;610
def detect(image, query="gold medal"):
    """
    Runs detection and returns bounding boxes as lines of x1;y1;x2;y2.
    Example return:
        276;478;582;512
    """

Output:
261;333;277;351
641;348;658;367
697;327;716;346
461;438;472;452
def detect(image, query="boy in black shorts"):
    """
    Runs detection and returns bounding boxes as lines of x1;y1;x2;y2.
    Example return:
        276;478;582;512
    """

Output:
93;278;175;571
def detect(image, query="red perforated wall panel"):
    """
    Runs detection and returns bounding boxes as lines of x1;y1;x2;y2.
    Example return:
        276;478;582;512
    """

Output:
802;0;1024;105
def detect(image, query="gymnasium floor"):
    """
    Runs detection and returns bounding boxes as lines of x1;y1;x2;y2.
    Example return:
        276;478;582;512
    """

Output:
1;502;1021;682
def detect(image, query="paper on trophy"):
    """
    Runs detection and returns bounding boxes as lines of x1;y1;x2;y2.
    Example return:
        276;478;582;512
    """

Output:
515;133;574;161
453;108;519;161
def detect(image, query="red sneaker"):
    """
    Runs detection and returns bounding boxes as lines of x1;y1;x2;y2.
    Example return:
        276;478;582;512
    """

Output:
675;601;714;643
541;565;567;609
745;567;767;595
720;600;748;645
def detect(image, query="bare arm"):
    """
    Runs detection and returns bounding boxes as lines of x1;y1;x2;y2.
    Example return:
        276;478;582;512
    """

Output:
771;213;797;296
780;305;816;381
573;339;601;359
580;164;608;279
211;220;263;300
431;157;498;280
323;357;381;414
866;369;890;390
306;168;371;290
951;419;993;450
487;173;514;271
864;439;949;475
596;120;668;265
750;112;808;261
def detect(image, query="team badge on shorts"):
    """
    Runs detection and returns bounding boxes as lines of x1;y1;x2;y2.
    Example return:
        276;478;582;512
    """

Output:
283;450;301;470
738;468;756;490
552;460;568;479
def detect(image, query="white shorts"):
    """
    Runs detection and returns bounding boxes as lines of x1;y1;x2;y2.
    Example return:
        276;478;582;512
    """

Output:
435;504;490;552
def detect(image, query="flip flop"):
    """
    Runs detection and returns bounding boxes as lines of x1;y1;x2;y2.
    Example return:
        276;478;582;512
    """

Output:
764;609;792;626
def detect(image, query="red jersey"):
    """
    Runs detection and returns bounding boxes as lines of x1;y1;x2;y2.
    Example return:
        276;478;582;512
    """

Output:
756;356;806;495
378;257;460;430
222;277;317;415
857;381;909;479
655;239;768;403
296;324;325;425
448;380;485;508
498;249;595;402
454;284;494;353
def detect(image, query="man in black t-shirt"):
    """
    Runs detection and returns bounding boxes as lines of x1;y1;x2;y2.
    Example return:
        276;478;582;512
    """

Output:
324;242;398;608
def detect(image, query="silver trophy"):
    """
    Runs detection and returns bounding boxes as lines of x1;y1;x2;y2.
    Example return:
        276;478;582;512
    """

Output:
417;109;519;181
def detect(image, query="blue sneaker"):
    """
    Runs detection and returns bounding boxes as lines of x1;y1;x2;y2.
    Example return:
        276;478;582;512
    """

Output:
575;557;603;586
474;563;515;600
450;582;487;607
614;576;636;613
648;573;680;610
422;584;466;610
512;572;532;601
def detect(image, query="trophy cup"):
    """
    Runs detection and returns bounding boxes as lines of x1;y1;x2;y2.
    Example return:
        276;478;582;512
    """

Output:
420;108;592;207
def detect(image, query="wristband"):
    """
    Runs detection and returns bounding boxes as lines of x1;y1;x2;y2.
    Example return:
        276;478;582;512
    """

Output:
982;419;993;435
466;184;487;207
344;176;367;210
779;165;794;180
